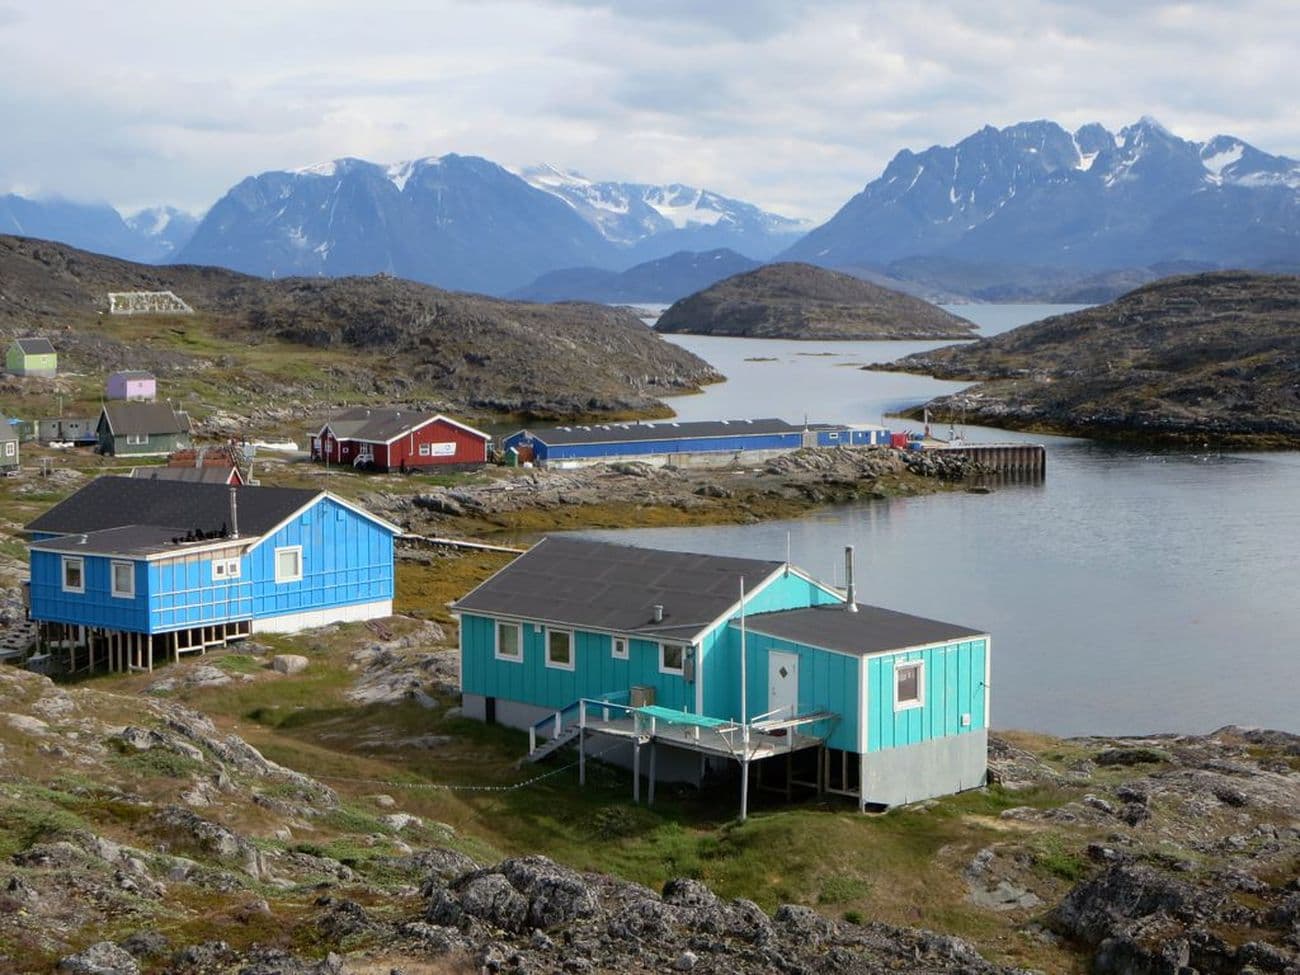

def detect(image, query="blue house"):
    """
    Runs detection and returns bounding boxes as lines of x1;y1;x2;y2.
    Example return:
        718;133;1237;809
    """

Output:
503;418;889;468
453;537;989;811
25;477;400;671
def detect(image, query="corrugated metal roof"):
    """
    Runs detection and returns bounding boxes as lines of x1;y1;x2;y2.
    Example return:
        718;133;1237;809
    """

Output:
100;402;189;436
453;536;783;641
12;337;54;355
30;525;236;558
25;476;316;538
321;407;487;444
515;417;803;447
740;603;985;656
131;466;237;484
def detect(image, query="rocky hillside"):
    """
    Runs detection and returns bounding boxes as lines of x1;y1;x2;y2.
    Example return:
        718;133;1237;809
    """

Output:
2;643;1299;974
655;263;976;340
883;271;1300;447
0;236;721;423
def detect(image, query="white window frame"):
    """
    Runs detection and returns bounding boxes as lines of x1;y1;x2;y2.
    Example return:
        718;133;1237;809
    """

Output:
224;558;241;579
213;559;226;580
495;620;522;662
545;628;574;671
659;642;684;676
611;636;628;660
894;659;925;711
61;556;85;594
3;441;13;457
274;545;303;584
110;560;135;598
125;432;148;445
418;442;432;457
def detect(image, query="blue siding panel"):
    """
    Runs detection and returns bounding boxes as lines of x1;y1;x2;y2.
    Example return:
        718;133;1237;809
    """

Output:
865;639;987;752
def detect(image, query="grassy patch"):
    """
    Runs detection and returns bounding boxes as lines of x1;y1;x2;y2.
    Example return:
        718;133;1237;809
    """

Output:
111;748;205;780
1033;835;1089;882
818;873;872;904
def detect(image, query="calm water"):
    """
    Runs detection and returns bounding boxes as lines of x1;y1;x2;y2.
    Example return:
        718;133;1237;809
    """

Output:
588;305;1300;737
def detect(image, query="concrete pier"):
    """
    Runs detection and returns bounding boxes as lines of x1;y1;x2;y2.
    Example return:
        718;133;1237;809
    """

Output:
927;442;1046;478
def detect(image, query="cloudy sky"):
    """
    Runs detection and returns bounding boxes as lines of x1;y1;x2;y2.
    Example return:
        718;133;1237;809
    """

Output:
1;0;1295;221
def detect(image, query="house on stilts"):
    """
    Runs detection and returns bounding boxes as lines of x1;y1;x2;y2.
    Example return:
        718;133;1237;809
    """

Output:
23;476;400;673
452;536;990;814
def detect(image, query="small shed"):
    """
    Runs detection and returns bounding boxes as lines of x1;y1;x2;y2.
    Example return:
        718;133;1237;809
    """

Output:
0;418;19;473
96;402;191;457
106;371;157;401
6;337;57;377
37;417;97;445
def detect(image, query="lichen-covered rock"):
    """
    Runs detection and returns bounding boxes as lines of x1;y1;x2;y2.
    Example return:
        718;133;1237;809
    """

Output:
56;941;139;975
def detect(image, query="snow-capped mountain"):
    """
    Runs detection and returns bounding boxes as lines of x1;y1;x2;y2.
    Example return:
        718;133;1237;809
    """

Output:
0;195;199;263
176;155;613;295
783;117;1300;271
517;164;806;261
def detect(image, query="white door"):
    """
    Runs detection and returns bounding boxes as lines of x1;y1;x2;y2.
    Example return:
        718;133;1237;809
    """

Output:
768;651;800;719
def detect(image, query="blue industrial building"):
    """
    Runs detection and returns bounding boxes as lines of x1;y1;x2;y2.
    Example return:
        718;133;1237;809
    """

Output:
502;418;890;467
453;537;989;812
25;477;400;671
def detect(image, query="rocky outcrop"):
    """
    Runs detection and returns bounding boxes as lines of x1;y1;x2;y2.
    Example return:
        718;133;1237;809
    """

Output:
883;271;1300;448
656;262;976;339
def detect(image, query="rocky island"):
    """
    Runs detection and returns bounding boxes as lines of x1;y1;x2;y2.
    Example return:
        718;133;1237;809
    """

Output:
0;236;720;424
882;271;1300;448
654;262;977;340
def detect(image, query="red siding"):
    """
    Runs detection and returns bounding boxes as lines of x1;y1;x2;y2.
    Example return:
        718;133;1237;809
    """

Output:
315;417;487;471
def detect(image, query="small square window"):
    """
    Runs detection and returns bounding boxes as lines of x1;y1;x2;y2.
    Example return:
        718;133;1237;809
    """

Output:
419;443;431;456
660;643;684;675
612;637;628;660
225;559;241;579
275;546;303;583
496;621;522;662
111;560;134;598
62;556;84;594
546;629;574;670
895;661;924;710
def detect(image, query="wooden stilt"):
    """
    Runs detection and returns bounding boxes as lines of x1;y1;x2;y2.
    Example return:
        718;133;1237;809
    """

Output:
147;634;153;673
740;759;750;822
633;742;641;804
648;741;657;807
578;725;586;787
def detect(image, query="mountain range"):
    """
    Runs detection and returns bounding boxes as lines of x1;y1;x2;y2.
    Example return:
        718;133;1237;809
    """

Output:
3;117;1298;300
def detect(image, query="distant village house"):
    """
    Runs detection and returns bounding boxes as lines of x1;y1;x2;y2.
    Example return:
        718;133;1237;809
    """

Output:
5;337;57;377
0;418;19;474
96;402;191;457
106;370;157;401
311;407;489;471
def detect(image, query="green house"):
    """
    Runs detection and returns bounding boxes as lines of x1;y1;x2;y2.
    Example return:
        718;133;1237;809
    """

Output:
453;537;990;811
5;337;57;378
96;402;191;457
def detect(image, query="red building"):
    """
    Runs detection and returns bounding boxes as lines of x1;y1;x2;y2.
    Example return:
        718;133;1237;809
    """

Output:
312;408;489;472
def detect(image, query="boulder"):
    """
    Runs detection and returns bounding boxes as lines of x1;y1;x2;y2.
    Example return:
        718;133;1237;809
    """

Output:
56;942;139;975
272;655;309;675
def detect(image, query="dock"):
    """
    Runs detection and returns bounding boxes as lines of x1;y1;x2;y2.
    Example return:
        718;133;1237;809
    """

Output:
925;442;1046;478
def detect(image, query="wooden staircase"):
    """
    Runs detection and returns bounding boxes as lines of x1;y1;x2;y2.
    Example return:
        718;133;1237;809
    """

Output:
523;725;582;763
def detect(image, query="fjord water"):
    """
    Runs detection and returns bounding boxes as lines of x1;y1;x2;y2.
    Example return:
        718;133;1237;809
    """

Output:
593;305;1300;736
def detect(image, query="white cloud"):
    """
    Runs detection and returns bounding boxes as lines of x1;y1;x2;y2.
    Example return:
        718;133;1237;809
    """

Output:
0;0;1296;220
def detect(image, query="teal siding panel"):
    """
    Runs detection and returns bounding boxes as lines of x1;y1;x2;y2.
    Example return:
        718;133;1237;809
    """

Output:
866;639;989;752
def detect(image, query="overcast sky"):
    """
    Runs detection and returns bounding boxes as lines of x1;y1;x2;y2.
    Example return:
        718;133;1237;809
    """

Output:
1;0;1295;221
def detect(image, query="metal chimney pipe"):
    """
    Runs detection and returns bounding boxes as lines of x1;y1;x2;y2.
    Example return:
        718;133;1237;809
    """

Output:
844;546;858;612
653;604;664;623
229;486;240;539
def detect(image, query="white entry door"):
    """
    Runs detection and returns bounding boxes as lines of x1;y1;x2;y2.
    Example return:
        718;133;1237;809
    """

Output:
768;651;800;719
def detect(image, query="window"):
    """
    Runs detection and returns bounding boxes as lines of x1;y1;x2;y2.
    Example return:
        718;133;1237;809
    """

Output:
224;558;241;579
660;642;684;675
125;433;148;445
894;661;924;710
495;621;522;662
3;441;13;457
62;556;84;594
111;561;134;598
213;560;226;579
546;628;574;671
213;558;240;581
275;546;303;583
419;442;432;456
612;637;628;660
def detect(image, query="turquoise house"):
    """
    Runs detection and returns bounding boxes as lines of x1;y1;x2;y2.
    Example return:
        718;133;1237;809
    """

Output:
25;476;400;671
453;537;989;809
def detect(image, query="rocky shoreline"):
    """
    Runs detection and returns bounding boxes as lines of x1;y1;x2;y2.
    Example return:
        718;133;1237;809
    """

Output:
357;446;985;539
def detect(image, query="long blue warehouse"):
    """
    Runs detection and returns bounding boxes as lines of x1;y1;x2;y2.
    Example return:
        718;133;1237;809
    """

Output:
503;418;889;467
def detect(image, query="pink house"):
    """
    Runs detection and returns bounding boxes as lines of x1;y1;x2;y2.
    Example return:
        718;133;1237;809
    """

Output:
106;370;157;401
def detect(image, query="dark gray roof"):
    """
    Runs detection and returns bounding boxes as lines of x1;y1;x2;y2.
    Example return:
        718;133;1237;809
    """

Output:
12;337;54;355
452;536;784;641
100;402;189;436
740;603;986;656
30;525;238;558
0;418;17;442
25;476;317;539
321;407;488;444
130;466;238;484
517;418;802;447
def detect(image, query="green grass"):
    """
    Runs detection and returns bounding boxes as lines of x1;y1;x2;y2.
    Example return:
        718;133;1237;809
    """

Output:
1033;835;1089;882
